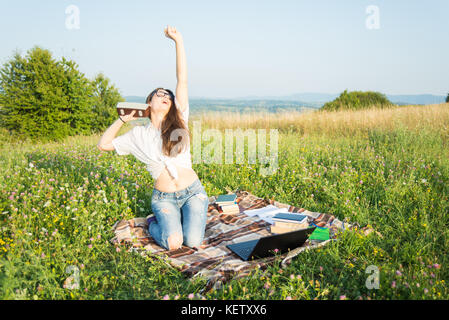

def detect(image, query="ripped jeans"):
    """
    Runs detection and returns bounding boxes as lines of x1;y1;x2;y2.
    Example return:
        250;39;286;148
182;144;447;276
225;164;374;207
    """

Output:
149;179;209;250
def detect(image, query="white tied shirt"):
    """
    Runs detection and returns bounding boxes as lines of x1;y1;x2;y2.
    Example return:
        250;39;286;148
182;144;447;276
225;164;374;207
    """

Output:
111;98;192;180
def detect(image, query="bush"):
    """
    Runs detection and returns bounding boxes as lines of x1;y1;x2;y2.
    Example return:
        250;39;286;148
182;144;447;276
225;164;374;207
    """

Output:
321;90;394;112
0;46;93;142
446;93;449;103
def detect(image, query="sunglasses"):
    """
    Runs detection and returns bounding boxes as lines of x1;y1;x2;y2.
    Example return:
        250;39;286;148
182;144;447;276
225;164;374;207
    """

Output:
155;90;173;99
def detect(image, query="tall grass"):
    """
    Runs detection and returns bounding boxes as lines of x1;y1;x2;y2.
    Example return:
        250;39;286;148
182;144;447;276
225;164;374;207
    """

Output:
192;103;449;139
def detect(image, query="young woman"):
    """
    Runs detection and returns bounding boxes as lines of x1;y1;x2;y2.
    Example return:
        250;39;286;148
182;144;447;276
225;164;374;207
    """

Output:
97;26;209;251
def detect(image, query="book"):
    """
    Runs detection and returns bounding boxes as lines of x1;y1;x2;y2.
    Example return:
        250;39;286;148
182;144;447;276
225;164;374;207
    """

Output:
220;204;239;211
219;203;240;214
272;213;307;224
273;220;309;229
216;194;237;205
270;223;309;234
220;209;240;214
309;227;330;241
116;102;150;118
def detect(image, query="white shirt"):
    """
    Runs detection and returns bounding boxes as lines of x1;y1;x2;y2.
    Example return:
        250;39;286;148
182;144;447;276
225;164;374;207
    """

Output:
111;98;192;180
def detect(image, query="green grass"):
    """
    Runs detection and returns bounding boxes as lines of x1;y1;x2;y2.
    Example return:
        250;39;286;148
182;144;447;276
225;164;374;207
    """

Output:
0;114;448;300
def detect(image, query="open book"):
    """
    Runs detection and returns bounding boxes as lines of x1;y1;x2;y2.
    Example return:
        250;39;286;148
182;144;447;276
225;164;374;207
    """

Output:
243;205;290;224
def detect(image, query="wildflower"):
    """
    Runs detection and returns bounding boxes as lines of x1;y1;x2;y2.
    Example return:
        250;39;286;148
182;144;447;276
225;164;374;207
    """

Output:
188;293;194;299
116;247;121;252
395;270;402;276
339;295;346;300
290;274;295;280
391;281;396;288
424;288;429;294
433;264;440;269
88;244;92;249
286;296;292;300
163;295;169;300
264;282;270;289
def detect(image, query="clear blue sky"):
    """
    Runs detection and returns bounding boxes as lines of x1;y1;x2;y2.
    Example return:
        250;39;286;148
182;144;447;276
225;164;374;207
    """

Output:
1;0;448;98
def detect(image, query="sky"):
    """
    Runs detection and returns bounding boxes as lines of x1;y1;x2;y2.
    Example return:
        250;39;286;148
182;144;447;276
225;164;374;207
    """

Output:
0;0;448;99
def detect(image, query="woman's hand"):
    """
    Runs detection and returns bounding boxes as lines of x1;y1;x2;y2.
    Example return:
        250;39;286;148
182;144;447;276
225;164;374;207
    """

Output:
120;110;138;123
164;25;183;43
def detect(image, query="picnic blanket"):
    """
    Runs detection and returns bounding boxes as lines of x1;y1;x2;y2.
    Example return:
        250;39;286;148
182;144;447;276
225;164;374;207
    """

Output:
110;190;356;292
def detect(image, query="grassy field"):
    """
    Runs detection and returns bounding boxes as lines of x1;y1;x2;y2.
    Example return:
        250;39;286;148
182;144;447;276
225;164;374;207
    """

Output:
0;103;448;300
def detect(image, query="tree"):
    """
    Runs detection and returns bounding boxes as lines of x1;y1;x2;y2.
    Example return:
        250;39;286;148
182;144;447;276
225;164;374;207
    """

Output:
446;93;449;103
0;46;94;142
320;90;394;112
90;72;124;132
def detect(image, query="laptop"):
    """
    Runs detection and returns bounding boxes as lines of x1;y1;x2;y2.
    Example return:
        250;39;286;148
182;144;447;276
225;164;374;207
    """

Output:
226;226;316;261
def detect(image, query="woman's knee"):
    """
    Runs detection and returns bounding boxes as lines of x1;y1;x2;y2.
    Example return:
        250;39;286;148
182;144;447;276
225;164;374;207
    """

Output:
183;233;203;249
167;232;183;250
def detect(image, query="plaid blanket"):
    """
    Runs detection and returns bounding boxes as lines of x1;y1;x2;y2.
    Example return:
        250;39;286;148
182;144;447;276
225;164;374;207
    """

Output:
110;190;356;292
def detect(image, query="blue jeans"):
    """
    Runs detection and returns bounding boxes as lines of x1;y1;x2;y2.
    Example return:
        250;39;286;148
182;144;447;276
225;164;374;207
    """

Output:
149;179;209;250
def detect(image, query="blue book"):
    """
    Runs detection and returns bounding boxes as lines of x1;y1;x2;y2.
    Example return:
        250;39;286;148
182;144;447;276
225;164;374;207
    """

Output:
272;213;307;224
216;194;237;204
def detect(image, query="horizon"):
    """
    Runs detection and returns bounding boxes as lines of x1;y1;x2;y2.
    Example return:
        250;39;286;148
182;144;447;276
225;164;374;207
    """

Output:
124;92;447;101
1;0;448;98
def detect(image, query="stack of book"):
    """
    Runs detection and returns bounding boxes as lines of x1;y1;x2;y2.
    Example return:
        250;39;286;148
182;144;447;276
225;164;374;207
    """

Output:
270;213;309;234
216;194;240;214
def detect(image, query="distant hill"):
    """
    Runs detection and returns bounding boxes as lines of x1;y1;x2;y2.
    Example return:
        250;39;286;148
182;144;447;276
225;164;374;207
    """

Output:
123;96;319;113
386;94;446;105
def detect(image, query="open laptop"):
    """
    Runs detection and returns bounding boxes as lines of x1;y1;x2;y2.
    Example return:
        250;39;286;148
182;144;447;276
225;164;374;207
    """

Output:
226;226;316;261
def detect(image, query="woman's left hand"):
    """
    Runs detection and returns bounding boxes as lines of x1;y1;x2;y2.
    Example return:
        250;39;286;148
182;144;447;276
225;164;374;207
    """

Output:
164;25;183;43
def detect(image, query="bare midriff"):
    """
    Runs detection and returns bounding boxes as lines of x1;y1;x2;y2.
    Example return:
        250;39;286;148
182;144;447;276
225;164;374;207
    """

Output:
154;164;199;192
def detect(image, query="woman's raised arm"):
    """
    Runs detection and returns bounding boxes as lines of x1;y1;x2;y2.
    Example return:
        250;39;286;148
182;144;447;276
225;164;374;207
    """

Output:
164;25;188;113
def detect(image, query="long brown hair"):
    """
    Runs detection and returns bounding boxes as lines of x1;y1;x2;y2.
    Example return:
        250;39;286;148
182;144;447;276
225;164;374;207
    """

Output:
146;88;190;157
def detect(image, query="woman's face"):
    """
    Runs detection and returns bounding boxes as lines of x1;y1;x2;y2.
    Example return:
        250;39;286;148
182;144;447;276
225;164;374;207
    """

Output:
149;89;173;114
